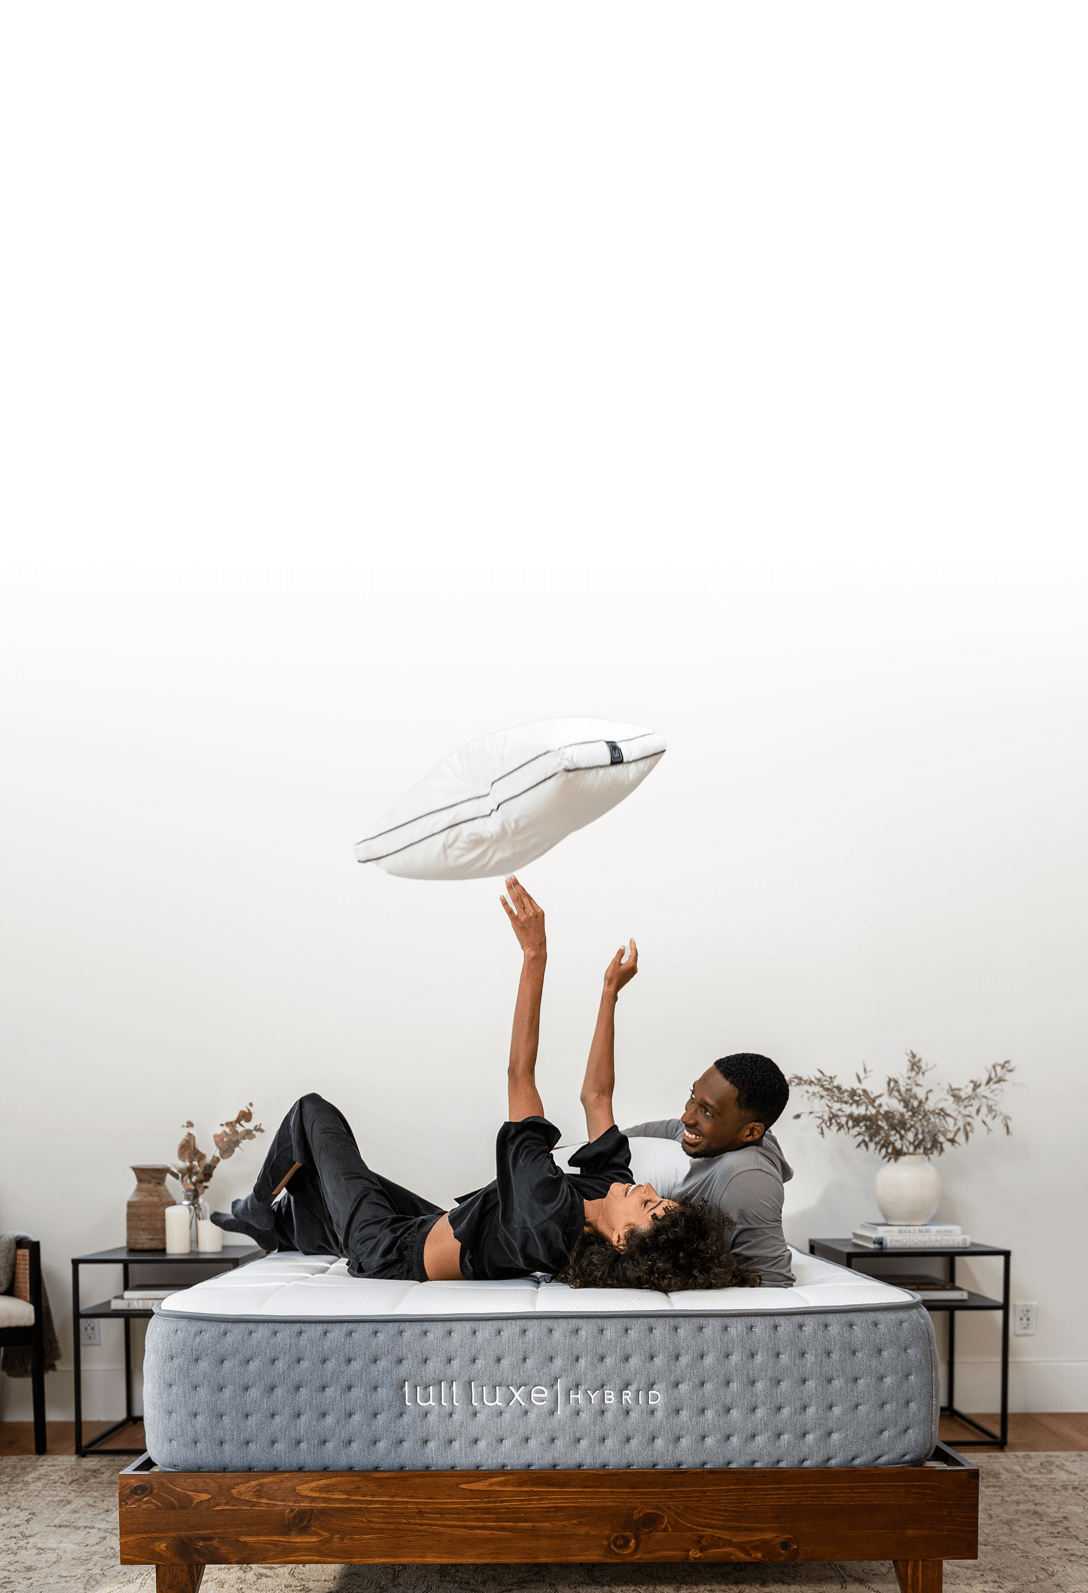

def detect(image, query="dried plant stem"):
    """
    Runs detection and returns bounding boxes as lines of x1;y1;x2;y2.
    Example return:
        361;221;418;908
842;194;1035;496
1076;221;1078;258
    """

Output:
788;1053;1014;1162
173;1104;265;1205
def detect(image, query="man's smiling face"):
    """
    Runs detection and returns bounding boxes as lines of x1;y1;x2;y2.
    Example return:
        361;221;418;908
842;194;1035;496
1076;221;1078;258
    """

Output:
681;1066;765;1157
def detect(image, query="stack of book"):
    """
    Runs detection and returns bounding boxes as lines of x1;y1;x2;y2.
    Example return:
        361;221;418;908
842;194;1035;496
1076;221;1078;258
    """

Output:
851;1221;971;1249
109;1287;181;1310
878;1273;970;1302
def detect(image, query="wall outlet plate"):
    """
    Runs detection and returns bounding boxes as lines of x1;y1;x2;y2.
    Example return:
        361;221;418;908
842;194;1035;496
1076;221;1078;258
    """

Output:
1012;1301;1037;1335
79;1318;100;1346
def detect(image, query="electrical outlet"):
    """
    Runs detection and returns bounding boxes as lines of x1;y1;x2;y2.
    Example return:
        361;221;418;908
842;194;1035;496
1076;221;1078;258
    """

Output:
80;1318;100;1346
1012;1302;1037;1335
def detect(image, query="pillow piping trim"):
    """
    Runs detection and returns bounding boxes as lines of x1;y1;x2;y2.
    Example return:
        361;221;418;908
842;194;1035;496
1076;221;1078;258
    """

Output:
356;749;664;865
356;734;659;849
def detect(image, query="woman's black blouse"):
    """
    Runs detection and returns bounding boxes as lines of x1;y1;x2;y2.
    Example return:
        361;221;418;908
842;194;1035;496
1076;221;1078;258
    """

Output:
448;1117;633;1280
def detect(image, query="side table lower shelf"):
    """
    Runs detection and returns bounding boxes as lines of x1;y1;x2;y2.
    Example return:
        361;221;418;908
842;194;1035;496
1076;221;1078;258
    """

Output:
71;1244;262;1456
808;1238;1011;1449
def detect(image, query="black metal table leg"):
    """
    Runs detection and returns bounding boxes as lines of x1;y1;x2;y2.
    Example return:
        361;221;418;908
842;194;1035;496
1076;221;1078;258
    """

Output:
71;1259;84;1457
123;1260;133;1427
999;1250;1010;1448
946;1254;956;1412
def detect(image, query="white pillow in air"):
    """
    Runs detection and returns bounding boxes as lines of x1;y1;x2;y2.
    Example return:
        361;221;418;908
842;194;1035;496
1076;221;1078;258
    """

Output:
355;716;666;881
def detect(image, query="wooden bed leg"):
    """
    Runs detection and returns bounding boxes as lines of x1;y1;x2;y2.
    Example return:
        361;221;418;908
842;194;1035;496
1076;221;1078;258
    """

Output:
894;1559;942;1593
155;1567;204;1592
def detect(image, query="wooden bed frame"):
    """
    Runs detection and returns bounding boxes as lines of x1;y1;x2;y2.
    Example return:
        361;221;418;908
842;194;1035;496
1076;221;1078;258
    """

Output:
119;1442;978;1592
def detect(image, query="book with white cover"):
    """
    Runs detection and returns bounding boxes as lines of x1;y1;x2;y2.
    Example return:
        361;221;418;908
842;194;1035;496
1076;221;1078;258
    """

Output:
856;1221;962;1235
852;1230;971;1249
110;1288;181;1309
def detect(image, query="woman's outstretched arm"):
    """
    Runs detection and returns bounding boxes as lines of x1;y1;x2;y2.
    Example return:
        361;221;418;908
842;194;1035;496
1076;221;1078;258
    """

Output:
580;940;638;1142
500;876;548;1121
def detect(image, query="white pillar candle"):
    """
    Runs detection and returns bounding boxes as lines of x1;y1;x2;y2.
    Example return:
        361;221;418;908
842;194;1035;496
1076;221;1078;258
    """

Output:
165;1203;191;1254
197;1218;223;1253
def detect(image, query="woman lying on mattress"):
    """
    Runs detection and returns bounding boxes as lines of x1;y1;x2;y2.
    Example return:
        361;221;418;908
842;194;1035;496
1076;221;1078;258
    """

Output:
214;878;757;1292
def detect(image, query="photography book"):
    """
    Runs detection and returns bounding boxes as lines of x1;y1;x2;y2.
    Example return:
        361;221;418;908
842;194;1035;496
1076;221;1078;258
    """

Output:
852;1229;971;1248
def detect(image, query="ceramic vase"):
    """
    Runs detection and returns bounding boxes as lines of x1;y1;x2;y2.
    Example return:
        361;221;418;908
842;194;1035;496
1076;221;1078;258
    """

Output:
126;1165;175;1250
874;1154;941;1224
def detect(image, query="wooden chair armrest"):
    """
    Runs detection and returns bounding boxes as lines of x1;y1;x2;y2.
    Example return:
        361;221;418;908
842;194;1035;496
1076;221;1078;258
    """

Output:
13;1240;41;1307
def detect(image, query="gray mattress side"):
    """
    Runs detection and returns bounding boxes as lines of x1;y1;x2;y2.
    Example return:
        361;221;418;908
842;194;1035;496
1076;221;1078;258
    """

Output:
143;1302;939;1471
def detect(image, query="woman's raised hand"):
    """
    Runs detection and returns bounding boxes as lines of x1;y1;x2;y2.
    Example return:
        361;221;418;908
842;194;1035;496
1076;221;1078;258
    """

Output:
503;877;547;1122
604;939;638;996
500;876;547;960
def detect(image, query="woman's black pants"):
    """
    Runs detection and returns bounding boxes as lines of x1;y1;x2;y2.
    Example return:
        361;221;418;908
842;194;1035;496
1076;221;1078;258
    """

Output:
252;1093;442;1280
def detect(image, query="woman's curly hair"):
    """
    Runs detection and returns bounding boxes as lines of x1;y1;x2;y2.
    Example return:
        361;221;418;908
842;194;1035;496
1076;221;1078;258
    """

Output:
554;1197;760;1291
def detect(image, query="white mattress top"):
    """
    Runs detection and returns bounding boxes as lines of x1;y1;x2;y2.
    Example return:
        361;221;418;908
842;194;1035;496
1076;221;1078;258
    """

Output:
159;1247;916;1319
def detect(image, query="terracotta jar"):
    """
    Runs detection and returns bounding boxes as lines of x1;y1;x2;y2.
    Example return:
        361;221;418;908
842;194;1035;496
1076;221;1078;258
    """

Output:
126;1165;175;1250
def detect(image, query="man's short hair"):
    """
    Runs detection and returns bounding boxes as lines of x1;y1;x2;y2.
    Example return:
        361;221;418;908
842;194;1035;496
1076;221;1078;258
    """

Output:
712;1053;789;1133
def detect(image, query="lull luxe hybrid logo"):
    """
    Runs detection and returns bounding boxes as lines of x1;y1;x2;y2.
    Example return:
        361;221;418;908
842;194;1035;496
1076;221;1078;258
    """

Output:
403;1378;661;1411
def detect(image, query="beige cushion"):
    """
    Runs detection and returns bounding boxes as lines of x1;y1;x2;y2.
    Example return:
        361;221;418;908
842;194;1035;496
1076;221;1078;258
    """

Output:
0;1295;35;1328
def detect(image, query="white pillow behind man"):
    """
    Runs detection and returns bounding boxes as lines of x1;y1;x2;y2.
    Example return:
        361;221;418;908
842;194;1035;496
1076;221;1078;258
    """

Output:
554;1135;688;1199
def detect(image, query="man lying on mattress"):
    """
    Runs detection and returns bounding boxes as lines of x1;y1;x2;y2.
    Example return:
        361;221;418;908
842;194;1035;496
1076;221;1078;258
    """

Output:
213;878;758;1292
624;1053;795;1288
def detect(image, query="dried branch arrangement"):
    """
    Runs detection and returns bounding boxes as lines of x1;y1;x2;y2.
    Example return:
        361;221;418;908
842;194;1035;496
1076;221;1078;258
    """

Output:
788;1052;1014;1161
173;1104;265;1206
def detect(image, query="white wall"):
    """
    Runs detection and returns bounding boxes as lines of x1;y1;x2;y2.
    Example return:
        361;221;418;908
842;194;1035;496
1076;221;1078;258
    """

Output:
1;5;1085;1421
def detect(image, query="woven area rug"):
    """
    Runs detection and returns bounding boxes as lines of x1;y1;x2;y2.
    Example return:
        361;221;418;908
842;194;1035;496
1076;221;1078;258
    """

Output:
1;1453;1085;1593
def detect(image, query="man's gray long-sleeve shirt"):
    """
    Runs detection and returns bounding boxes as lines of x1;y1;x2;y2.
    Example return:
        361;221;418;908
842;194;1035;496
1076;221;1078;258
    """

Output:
622;1119;795;1288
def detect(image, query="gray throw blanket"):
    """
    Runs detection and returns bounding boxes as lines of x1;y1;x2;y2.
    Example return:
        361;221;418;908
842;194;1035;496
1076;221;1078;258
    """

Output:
1;1232;61;1377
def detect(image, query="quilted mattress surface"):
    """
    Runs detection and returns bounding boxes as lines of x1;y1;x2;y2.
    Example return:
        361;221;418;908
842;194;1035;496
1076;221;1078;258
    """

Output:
143;1249;939;1471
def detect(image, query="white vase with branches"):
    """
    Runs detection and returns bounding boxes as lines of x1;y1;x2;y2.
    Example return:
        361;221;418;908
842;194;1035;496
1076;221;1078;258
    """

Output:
788;1053;1014;1225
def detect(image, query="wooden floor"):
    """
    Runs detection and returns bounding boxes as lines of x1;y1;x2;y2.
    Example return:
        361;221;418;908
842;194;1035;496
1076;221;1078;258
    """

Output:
1;1419;146;1456
3;1413;1088;1457
938;1410;1088;1452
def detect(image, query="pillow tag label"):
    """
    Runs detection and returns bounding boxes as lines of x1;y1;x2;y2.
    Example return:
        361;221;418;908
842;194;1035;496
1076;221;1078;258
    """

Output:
606;741;624;764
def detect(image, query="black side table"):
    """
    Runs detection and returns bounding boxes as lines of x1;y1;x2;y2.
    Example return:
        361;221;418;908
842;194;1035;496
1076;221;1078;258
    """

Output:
71;1243;262;1456
808;1239;1011;1449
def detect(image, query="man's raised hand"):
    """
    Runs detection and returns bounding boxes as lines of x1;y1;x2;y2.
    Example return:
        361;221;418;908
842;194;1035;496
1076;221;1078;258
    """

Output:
500;876;547;960
579;937;636;1141
604;938;638;996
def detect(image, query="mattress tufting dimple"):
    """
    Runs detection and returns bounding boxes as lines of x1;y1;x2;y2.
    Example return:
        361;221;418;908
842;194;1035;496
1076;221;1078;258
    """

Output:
143;1249;939;1471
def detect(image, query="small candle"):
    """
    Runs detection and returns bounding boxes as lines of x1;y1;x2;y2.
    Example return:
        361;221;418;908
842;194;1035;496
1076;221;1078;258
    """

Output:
165;1204;191;1254
197;1218;223;1253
